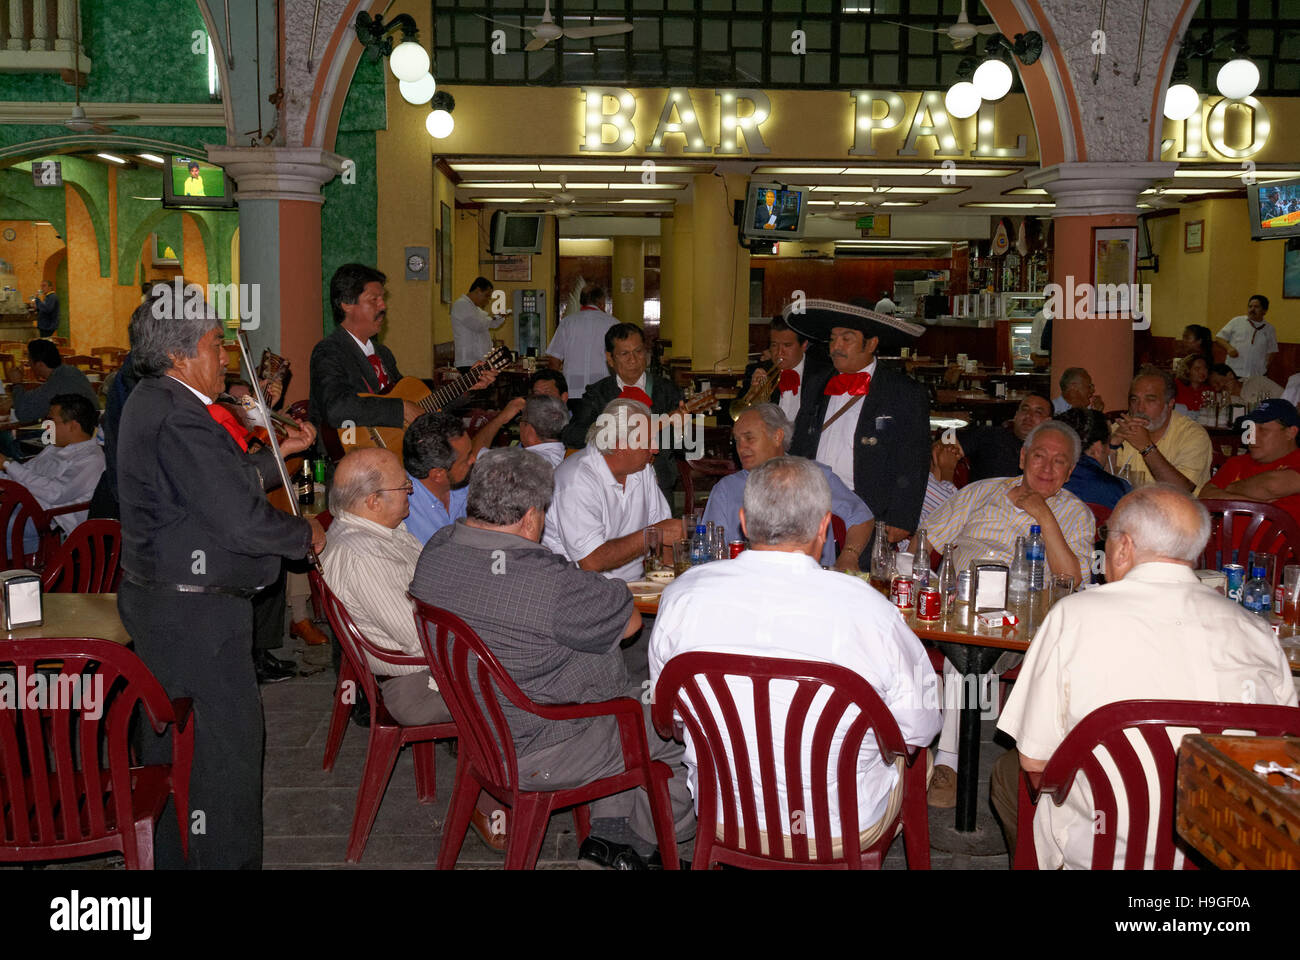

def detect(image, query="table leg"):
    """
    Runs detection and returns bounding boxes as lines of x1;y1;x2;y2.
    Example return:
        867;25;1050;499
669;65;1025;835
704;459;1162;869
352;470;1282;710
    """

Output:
955;677;982;831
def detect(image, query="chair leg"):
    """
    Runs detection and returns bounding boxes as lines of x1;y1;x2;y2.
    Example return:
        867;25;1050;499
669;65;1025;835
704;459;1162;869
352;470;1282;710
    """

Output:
322;661;356;772
345;727;403;864
571;803;591;845
412;741;438;804
902;762;931;870
124;820;149;870
645;772;680;870
437;764;478;870
503;794;553;870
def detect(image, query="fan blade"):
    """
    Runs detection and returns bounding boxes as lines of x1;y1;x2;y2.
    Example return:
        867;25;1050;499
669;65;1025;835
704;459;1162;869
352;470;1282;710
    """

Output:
91;122;115;134
473;14;530;30
525;34;551;52
951;36;974;50
562;23;634;39
975;24;1000;34
97;114;139;122
883;20;947;34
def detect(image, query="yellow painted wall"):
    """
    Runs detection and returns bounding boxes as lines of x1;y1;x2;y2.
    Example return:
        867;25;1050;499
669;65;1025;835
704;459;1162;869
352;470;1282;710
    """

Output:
451;207;557;351
559;239;614;257
0;220;64;299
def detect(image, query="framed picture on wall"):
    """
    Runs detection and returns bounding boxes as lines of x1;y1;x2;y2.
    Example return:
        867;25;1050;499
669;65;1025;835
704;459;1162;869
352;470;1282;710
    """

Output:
434;229;442;283
1184;219;1204;253
1091;226;1137;318
150;233;180;267
1284;238;1300;299
493;254;532;283
439;203;453;305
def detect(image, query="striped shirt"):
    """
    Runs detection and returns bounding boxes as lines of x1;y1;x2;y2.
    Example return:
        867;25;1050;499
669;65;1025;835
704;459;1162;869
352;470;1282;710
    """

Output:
1112;411;1213;493
923;476;1096;584
319;511;427;677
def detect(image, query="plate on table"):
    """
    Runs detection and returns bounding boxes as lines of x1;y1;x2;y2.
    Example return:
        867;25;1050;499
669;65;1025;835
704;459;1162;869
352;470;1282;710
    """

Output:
628;580;668;599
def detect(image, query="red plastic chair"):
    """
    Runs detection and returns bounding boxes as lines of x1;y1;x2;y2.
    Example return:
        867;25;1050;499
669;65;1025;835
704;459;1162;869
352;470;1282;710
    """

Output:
1086;502;1112;526
308;571;455;864
1197;498;1300;572
0;478;90;571
40;519;122;593
0;638;194;869
831;514;846;554
411;596;680;870
652;652;930;870
1014;699;1300;870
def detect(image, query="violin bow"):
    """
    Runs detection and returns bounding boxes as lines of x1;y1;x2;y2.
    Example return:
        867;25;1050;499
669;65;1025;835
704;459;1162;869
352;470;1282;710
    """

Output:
236;330;325;574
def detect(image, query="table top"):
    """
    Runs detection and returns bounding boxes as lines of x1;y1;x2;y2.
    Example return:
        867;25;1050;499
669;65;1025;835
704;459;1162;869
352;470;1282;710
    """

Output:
935;390;1027;406
1;593;128;646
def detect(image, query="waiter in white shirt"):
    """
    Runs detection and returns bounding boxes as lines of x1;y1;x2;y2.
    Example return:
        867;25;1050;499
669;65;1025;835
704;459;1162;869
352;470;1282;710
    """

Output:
451;276;507;371
873;290;897;317
544;286;619;399
1215;294;1278;380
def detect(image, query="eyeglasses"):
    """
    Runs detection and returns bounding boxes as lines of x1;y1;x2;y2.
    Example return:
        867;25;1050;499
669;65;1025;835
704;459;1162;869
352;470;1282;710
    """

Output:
374;482;414;496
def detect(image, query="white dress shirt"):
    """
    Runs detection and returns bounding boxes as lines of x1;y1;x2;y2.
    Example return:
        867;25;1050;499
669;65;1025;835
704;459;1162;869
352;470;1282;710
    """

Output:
543;443;669;581
998;561;1298;869
777;356;805;424
527;440;566;467
450;294;506;367
1282;373;1300;409
873;297;897;316
648;549;942;841
3;438;105;537
816;360;875;492
1216;315;1278;379
345;329;375;357
545;306;618;398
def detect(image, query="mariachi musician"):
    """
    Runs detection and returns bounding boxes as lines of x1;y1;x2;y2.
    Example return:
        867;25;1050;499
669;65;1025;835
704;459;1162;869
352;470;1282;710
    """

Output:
117;293;325;869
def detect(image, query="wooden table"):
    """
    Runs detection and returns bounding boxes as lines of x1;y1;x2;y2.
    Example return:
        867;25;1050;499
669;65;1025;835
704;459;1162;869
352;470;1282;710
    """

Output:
1;593;129;646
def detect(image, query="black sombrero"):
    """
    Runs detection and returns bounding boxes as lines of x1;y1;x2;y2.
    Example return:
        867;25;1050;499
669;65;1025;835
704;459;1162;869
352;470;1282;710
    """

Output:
782;298;925;353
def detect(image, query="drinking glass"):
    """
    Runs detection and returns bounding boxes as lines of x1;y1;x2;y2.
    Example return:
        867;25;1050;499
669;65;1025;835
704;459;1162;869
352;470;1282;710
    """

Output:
1283;565;1300;627
644;527;662;574
1251;552;1277;594
683;511;698;536
1050;575;1074;606
673;540;692;577
711;525;726;560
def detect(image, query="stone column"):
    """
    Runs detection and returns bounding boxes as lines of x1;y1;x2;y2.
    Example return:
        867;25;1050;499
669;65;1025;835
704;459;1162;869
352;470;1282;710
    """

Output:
1027;161;1175;412
205;146;344;406
611;236;645;326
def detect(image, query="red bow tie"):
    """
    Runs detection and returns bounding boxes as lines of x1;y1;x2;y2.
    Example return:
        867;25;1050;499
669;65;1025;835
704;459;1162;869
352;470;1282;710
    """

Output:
824;372;872;397
777;369;800;394
618;385;653;407
207;402;250;452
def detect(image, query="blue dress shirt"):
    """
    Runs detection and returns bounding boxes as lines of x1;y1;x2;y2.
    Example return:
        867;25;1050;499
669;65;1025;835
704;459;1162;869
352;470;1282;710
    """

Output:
405;473;468;545
1063;455;1131;511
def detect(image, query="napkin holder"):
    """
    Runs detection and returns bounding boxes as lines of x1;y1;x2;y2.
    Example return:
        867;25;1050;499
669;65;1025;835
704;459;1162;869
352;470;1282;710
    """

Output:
0;569;43;629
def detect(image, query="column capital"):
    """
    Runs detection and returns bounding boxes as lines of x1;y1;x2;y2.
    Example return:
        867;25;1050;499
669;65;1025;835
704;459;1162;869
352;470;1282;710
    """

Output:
204;146;345;204
1027;161;1178;218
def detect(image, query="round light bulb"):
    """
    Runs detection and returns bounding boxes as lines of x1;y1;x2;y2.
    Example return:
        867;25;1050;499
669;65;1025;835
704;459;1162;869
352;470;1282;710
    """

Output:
389;41;430;83
426;108;455;139
972;58;1014;101
399;73;436;105
944;81;981;120
1216;58;1259;100
1163;82;1199;120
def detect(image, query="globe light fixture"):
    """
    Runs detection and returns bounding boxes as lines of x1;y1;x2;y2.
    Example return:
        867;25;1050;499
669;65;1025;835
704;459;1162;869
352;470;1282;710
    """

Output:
944;81;981;119
1163;82;1200;120
426;91;456;139
972;58;1013;101
1216;57;1259;100
389;40;430;82
399;72;436;105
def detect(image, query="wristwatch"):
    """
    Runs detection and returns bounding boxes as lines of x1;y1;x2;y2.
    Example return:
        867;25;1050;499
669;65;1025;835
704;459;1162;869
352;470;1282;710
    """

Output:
1139;442;1157;457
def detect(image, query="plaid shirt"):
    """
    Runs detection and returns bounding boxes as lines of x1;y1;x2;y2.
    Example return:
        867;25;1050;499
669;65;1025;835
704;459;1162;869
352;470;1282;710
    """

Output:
410;520;634;756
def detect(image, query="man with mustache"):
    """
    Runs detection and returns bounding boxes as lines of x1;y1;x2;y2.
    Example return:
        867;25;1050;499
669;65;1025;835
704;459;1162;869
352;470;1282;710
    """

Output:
1110;365;1212;493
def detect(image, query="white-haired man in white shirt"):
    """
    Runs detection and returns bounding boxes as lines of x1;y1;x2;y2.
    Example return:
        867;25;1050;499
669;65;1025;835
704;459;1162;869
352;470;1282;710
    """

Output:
992;484;1298;869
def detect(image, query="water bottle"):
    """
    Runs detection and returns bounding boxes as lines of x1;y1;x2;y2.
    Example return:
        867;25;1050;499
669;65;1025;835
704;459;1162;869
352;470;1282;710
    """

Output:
1026;525;1046;592
937;544;957;613
691;523;709;565
1008;535;1029;603
911;527;930;589
1243;566;1272;618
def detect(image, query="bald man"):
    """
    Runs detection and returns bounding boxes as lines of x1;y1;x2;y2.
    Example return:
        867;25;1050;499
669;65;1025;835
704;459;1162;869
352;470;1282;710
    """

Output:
992;484;1297;868
319;448;451;726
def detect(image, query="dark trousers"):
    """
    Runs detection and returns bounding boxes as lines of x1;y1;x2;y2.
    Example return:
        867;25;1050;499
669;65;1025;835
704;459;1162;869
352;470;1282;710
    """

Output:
119;582;264;869
252;568;287;654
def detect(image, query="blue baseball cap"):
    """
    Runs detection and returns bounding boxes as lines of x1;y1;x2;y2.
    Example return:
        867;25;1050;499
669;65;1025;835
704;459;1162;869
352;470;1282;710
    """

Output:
1244;398;1300;429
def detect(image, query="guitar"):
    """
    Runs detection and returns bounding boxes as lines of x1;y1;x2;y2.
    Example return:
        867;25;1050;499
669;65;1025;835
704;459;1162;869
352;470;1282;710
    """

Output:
328;345;514;459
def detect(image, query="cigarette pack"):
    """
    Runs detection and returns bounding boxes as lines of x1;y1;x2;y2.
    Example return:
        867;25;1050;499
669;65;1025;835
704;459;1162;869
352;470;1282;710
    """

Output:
976;610;1019;629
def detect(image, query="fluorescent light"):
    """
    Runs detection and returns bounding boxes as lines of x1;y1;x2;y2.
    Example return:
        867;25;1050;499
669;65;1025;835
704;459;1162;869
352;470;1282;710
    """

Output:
137;153;166;164
1004;187;1051;195
881;201;925;206
129;196;163;201
942;167;1022;177
1174;168;1300;179
539;164;627;172
964;201;1056;208
881;186;964;195
450;163;541;172
1139;187;1233;195
96;153;127;164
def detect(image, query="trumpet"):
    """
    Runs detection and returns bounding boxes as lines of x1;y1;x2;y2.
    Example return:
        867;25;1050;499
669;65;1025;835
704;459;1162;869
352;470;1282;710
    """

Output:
730;358;785;421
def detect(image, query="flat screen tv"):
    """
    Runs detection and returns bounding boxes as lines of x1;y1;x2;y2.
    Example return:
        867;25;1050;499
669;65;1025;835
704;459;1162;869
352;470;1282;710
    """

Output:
490;211;545;255
1247;177;1300;240
741;182;808;241
162;154;235;209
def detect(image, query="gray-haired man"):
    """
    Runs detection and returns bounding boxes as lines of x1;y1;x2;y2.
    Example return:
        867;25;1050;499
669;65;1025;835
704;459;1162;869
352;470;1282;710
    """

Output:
412;447;696;869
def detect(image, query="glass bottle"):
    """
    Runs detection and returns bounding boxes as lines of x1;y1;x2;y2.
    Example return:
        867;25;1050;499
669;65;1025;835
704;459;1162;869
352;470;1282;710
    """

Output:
911;528;930;589
1008;535;1029;603
938;544;957;614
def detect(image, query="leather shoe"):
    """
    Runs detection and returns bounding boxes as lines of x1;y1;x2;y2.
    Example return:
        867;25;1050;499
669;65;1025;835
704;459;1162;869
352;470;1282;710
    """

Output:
577;836;647;870
470;807;508;852
929;764;958;808
350;693;370;728
291;618;330;646
255;650;296;684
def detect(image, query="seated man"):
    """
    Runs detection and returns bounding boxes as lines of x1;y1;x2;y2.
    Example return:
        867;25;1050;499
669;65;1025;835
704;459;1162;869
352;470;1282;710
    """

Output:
545;397;684;582
992;485;1297;868
1055;407;1131;510
650;456;940;853
1111;365;1212;493
957;393;1052;482
469;373;571;457
402;411;475;545
529;368;568;405
319;448;450;727
1052;367;1104;415
412;447;696;869
0;392;105;551
12;339;99;423
923;420;1096;806
1199;398;1300;527
702;404;872;571
519;395;569;467
1209;363;1282;410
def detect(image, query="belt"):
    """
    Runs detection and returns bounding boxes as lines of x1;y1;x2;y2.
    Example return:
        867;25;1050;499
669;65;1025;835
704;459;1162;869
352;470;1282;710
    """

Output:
122;570;264;599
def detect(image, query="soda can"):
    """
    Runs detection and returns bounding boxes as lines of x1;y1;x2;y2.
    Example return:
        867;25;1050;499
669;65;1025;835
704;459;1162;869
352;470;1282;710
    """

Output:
917;586;941;621
728;540;746;559
956;568;972;604
1223;563;1246;603
890;574;914;610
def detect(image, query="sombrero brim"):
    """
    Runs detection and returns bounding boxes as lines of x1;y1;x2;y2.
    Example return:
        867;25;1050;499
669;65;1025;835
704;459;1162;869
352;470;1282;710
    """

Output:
783;299;926;352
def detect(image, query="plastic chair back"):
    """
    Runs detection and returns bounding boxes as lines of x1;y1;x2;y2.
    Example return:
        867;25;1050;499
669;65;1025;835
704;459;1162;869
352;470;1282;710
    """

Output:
41;519;122;593
1197;498;1300;572
1086;502;1112;526
1018;699;1300;870
831;514;846;554
0;638;193;868
652;651;927;869
0;478;57;569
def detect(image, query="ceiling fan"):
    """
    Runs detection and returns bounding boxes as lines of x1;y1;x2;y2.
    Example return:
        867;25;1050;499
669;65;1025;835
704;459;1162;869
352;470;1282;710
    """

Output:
478;0;634;52
825;200;867;221
62;0;138;133
886;0;999;50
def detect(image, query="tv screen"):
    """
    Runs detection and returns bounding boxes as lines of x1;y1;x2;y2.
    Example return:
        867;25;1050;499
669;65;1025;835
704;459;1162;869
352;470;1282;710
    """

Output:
490;211;544;255
1247;177;1300;240
741;182;808;241
162;154;235;209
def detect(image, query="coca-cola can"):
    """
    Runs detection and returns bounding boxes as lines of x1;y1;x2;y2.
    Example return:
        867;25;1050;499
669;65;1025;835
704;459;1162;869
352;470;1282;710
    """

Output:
729;540;746;559
890;574;914;610
917;586;941;621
